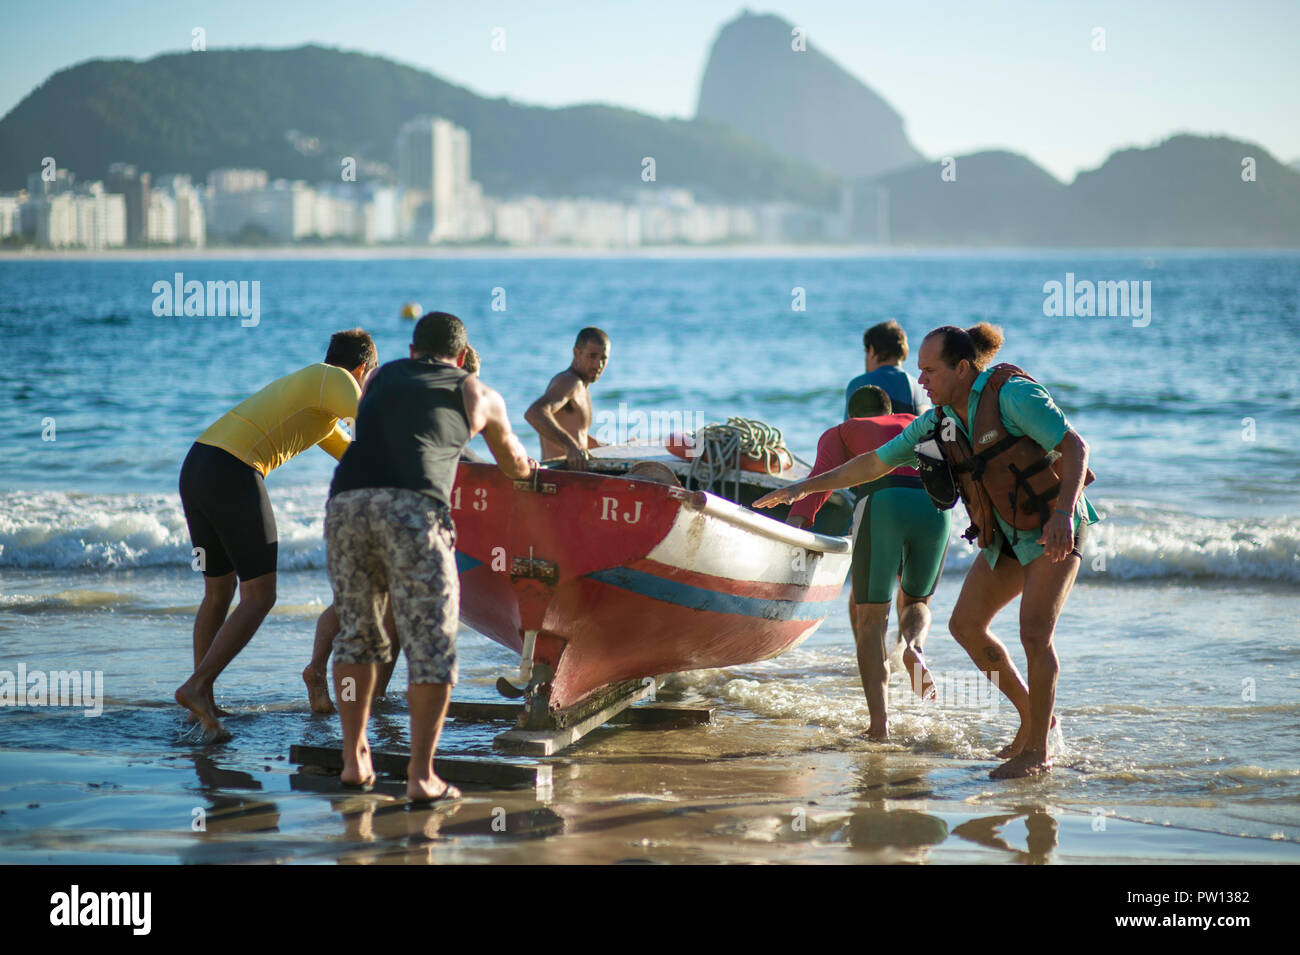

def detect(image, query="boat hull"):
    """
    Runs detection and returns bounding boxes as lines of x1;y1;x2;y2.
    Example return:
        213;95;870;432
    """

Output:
453;462;850;710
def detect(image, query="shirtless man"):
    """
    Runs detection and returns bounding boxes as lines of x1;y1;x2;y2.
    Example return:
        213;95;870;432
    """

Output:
525;327;609;468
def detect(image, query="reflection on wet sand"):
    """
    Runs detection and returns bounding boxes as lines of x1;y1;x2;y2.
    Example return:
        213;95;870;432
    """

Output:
1;700;1290;864
335;798;462;865
950;809;1059;864
186;754;281;838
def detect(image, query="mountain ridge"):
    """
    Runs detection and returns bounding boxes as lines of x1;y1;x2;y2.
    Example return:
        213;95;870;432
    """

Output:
4;34;1296;246
861;134;1300;246
696;11;924;180
0;44;840;205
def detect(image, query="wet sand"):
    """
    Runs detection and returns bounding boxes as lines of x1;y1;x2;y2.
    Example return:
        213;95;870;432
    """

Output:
1;689;1293;865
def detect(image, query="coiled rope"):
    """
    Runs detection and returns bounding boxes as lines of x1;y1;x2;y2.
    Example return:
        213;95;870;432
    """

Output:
686;417;794;498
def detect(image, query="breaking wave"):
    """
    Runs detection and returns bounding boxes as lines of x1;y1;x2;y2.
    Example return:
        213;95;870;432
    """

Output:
1;490;1296;582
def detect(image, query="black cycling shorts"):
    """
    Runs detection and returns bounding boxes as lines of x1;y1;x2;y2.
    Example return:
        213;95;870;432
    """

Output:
179;442;278;580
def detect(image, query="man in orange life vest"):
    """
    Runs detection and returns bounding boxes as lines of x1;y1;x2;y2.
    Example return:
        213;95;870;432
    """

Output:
758;323;1099;779
783;385;951;739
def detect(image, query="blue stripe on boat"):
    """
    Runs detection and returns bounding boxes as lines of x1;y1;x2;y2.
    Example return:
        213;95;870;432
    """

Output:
455;551;482;573
588;566;838;621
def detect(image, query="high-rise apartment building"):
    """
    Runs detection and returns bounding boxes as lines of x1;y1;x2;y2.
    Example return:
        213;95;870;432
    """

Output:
394;116;474;242
106;163;151;245
154;174;205;247
30;181;125;248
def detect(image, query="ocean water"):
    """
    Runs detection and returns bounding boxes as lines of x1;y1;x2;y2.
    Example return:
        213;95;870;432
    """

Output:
1;251;1298;860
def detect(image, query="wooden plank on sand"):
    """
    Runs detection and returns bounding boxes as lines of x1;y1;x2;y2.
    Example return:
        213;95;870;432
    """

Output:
288;744;550;790
447;700;523;722
610;702;716;726
493;678;659;756
448;699;714;726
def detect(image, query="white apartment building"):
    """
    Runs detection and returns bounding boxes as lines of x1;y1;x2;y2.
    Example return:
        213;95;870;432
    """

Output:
205;179;314;242
146;190;177;245
29;183;126;248
174;186;205;247
362;184;399;243
310;186;373;240
0;195;22;239
154;174;206;247
493;198;542;246
395;116;482;242
34;193;77;245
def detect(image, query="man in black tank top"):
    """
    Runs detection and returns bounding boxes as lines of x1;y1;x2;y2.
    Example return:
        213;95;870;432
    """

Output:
323;312;534;801
302;341;490;715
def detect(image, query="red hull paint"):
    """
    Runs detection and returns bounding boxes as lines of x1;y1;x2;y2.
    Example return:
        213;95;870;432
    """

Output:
453;462;842;710
542;575;818;708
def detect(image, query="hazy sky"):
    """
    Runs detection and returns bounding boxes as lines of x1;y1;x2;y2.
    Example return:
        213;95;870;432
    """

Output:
3;0;1297;181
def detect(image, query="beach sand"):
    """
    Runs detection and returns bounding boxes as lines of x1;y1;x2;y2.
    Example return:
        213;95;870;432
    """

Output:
2;566;1298;866
2;685;1293;866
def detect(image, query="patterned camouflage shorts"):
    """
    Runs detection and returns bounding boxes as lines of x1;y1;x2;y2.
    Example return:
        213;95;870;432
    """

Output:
325;487;459;685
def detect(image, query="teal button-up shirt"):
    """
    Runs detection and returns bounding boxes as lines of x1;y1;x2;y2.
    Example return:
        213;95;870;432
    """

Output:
875;368;1100;568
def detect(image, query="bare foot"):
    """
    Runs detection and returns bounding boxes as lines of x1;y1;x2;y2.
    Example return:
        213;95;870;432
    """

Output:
302;665;335;714
989;749;1052;780
996;714;1059;759
407;776;461;803
185;697;231;722
175;681;231;744
901;646;936;701
867;723;889;741
341;742;374;788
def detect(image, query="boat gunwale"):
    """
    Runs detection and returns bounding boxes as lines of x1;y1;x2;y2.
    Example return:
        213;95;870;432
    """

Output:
670;486;852;555
455;457;852;557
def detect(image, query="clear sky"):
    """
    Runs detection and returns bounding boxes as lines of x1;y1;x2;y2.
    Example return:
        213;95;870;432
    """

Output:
2;0;1297;182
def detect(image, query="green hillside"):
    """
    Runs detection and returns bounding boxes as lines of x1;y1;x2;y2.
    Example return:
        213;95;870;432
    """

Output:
0;45;840;206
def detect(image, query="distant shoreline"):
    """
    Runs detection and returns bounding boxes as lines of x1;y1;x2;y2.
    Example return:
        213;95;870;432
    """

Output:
3;244;1298;262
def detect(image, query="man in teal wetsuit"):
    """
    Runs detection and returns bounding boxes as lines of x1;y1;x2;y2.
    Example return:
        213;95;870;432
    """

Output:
758;323;1098;780
786;385;951;740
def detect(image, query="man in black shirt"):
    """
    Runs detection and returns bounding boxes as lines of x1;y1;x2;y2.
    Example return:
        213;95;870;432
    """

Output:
325;312;533;800
303;340;487;714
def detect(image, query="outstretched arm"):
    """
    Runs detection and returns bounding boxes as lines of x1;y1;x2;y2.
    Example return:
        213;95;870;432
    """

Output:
464;376;533;480
755;451;892;510
786;427;848;527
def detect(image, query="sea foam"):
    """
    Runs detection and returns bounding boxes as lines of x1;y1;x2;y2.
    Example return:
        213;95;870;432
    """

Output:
1;490;1296;582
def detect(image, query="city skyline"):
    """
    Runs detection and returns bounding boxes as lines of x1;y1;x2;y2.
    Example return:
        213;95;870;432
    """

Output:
8;115;784;249
2;0;1298;183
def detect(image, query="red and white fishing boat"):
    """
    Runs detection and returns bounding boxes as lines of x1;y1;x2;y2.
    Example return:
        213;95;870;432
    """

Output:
452;442;854;729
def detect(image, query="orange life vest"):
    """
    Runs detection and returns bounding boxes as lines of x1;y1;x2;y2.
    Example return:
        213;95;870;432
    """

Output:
937;363;1095;549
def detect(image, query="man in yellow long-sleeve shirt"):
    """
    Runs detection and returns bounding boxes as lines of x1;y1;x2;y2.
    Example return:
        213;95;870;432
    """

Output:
176;329;376;742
